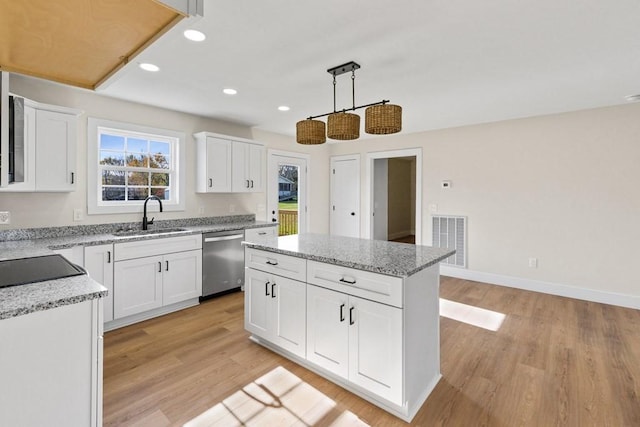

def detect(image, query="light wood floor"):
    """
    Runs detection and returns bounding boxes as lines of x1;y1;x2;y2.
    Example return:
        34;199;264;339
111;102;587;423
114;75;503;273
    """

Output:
103;277;640;426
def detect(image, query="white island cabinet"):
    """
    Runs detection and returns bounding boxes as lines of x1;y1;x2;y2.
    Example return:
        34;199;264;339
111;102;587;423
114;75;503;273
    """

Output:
244;234;454;422
0;299;103;427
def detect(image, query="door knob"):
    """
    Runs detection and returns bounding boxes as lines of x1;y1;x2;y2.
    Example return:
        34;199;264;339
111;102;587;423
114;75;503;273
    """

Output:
272;218;277;222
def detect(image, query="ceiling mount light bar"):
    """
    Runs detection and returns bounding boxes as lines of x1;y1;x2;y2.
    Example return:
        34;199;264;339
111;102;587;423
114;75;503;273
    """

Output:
296;61;402;145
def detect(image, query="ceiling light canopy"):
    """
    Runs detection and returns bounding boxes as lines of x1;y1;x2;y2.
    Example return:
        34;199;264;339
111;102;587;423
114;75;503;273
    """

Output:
296;61;402;145
278;105;290;111
223;88;237;95
183;29;206;41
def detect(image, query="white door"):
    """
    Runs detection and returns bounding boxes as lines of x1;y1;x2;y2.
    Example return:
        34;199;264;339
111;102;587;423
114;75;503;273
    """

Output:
35;109;76;191
84;244;114;322
271;276;306;357
206;137;232;192
113;256;163;318
348;296;403;404
330;155;360;238
162;249;202;305
306;285;349;378
244;268;271;337
267;151;308;236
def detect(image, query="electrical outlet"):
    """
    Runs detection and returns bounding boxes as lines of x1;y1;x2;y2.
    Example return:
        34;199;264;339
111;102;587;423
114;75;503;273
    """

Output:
429;204;438;213
73;209;84;221
528;257;538;268
0;211;10;224
229;204;236;213
198;206;205;215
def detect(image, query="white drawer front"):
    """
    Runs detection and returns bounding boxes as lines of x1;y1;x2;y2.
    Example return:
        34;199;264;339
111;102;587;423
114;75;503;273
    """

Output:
115;234;202;261
244;226;277;244
307;260;403;308
245;248;306;282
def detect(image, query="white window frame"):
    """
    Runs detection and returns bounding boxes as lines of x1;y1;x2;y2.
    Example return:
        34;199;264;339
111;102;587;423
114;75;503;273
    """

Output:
87;117;186;214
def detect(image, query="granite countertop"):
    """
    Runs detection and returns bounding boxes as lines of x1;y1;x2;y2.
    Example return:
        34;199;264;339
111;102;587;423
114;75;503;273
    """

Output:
0;216;274;320
243;233;455;278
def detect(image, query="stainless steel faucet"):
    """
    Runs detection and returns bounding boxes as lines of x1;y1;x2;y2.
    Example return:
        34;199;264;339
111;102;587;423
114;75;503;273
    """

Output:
142;195;163;230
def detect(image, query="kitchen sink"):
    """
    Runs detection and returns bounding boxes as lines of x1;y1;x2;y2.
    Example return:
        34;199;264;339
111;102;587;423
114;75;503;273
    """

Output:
112;227;188;237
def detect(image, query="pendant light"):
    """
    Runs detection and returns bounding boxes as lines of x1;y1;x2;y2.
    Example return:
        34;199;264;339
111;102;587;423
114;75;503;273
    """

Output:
296;61;402;144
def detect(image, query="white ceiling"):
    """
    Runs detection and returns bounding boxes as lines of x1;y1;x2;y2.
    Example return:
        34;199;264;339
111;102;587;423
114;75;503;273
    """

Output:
97;0;640;138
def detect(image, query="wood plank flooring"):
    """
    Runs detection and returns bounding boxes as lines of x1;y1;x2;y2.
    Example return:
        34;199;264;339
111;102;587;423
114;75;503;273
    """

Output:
103;277;640;426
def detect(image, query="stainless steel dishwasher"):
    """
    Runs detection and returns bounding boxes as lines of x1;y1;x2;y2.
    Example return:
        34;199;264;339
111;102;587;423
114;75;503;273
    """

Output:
202;230;245;298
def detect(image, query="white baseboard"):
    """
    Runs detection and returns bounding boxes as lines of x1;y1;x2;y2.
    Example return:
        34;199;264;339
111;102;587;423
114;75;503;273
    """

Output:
440;266;640;310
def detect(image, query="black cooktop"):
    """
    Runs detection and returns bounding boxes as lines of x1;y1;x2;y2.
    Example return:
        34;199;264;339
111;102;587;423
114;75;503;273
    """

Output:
0;254;86;289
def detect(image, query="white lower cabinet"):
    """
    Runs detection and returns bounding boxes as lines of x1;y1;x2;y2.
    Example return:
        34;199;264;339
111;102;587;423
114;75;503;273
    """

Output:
112;235;202;326
114;249;202;319
306;284;403;404
0;299;103;427
84;244;114;322
245;268;306;357
114;255;163;318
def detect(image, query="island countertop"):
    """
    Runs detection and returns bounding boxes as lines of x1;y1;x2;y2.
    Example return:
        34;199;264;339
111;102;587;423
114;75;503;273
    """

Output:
243;233;455;278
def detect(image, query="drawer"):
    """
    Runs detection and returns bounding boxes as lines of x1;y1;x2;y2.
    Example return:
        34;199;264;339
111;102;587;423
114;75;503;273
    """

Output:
244;226;277;244
307;260;403;308
115;234;202;261
245;248;306;282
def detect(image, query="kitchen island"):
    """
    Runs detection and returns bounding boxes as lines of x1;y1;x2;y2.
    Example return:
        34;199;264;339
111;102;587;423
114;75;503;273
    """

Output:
243;233;454;422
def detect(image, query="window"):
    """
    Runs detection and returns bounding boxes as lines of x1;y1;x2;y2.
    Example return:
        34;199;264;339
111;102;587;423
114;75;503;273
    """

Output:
88;118;185;214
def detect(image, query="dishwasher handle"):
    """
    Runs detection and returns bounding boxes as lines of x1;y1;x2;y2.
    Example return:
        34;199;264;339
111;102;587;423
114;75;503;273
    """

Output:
204;234;244;243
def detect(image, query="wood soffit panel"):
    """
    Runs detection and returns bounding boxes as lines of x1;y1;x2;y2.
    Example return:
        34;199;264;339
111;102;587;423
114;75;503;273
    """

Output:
0;0;184;89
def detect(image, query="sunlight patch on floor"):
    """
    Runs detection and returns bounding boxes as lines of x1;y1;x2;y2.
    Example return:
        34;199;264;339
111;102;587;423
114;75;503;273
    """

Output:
440;298;506;331
184;366;369;426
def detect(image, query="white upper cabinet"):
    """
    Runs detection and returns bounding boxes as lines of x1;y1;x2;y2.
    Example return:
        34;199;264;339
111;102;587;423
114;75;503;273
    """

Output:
195;135;232;192
0;98;80;193
232;141;264;192
194;132;264;193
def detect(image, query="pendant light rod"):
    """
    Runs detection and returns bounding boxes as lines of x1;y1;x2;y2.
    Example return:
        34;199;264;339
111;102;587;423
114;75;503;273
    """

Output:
306;99;390;120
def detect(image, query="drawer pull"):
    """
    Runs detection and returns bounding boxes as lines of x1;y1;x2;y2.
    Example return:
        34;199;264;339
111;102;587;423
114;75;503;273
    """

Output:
266;260;278;266
265;281;270;296
271;282;276;298
258;232;267;236
340;304;345;322
340;277;356;285
349;307;355;325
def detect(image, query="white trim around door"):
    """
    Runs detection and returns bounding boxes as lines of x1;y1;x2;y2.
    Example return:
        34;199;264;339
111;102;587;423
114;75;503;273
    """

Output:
364;148;423;244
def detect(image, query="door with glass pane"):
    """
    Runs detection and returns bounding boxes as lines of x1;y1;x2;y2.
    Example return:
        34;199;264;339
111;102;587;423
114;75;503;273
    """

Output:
267;152;308;236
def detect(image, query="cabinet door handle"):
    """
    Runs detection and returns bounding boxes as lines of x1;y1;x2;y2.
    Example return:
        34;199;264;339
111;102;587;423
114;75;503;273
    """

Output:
265;281;270;296
250;180;254;188
246;179;250;188
340;277;356;285
349;307;355;325
271;282;276;298
340;304;345;322
166;260;169;271
71;172;75;184
158;261;162;273
107;251;111;264
266;260;278;266
209;178;213;188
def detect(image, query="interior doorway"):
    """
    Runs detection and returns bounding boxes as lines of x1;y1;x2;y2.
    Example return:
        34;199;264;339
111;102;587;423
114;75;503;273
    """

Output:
267;150;309;236
366;149;422;244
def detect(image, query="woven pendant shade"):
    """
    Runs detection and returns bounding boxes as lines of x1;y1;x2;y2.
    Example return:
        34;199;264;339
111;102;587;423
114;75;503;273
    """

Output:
327;112;360;140
365;104;402;135
296;119;326;145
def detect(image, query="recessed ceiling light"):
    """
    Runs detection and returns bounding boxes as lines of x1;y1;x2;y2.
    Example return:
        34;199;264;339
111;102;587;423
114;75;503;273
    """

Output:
184;29;206;42
624;94;640;102
278;106;290;111
223;88;237;95
139;63;159;72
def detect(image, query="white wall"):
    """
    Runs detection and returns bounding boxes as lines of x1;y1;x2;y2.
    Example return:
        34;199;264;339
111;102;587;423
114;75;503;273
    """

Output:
0;74;330;233
329;103;640;305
